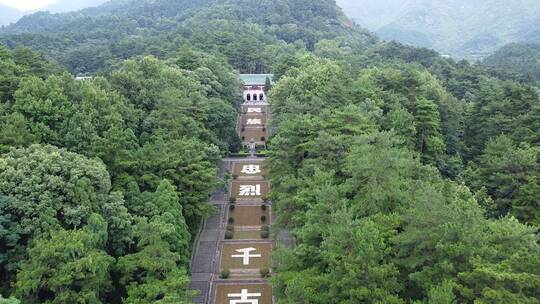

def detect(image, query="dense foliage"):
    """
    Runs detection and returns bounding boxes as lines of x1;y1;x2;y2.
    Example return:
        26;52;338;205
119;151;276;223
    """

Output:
267;46;540;303
0;44;241;302
0;0;374;75
484;43;540;87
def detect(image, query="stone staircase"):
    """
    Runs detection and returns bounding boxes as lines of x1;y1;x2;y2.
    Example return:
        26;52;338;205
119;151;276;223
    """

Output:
190;76;275;304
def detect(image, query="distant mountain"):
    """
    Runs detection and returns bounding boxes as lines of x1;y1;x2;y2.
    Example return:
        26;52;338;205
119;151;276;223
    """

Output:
336;0;540;60
0;4;23;26
0;0;111;26
42;0;110;13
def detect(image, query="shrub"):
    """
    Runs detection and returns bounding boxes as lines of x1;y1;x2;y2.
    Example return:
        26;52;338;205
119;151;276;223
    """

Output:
221;269;230;279
261;230;269;239
260;136;266;141
261;204;267;211
225;230;234;239
226;224;234;232
260;268;270;278
261;215;267;223
261;224;270;231
229;197;236;204
228;217;234;224
229;204;235;211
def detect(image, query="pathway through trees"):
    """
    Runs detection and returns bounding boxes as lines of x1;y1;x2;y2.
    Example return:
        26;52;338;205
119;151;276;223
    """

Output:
190;75;274;304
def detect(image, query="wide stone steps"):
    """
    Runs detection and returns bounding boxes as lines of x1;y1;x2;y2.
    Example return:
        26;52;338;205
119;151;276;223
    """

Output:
190;80;274;303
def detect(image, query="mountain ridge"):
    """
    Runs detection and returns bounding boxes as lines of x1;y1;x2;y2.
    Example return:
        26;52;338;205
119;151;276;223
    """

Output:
0;0;111;27
41;0;110;13
0;4;23;26
0;0;375;74
336;0;540;59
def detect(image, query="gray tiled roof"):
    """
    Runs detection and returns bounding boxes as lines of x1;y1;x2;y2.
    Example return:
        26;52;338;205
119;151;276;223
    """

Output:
240;74;274;85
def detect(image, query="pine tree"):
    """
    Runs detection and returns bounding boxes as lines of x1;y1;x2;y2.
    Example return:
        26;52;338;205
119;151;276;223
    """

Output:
264;76;272;93
512;177;540;226
414;97;445;164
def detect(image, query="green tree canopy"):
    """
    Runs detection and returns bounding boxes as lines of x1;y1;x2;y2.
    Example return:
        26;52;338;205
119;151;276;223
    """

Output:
14;215;114;304
0;145;131;291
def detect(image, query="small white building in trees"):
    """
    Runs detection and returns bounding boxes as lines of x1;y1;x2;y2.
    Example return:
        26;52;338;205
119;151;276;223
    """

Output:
240;74;273;103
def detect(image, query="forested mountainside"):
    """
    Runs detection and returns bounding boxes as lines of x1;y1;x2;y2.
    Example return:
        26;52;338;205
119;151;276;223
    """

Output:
1;0;540;303
0;0;372;74
484;43;540;87
336;0;540;60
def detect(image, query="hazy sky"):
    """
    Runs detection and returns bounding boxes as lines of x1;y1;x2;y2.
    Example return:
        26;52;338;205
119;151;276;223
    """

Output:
0;0;57;11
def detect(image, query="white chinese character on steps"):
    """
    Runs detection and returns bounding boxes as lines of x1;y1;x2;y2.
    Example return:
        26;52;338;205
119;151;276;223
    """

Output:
231;247;262;265
247;107;262;113
246;118;262;125
241;164;261;175
239;185;261;196
228;289;261;304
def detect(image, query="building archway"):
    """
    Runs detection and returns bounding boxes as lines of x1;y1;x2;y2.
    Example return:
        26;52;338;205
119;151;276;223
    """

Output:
253;94;258;101
246;93;251;101
260;93;264;101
